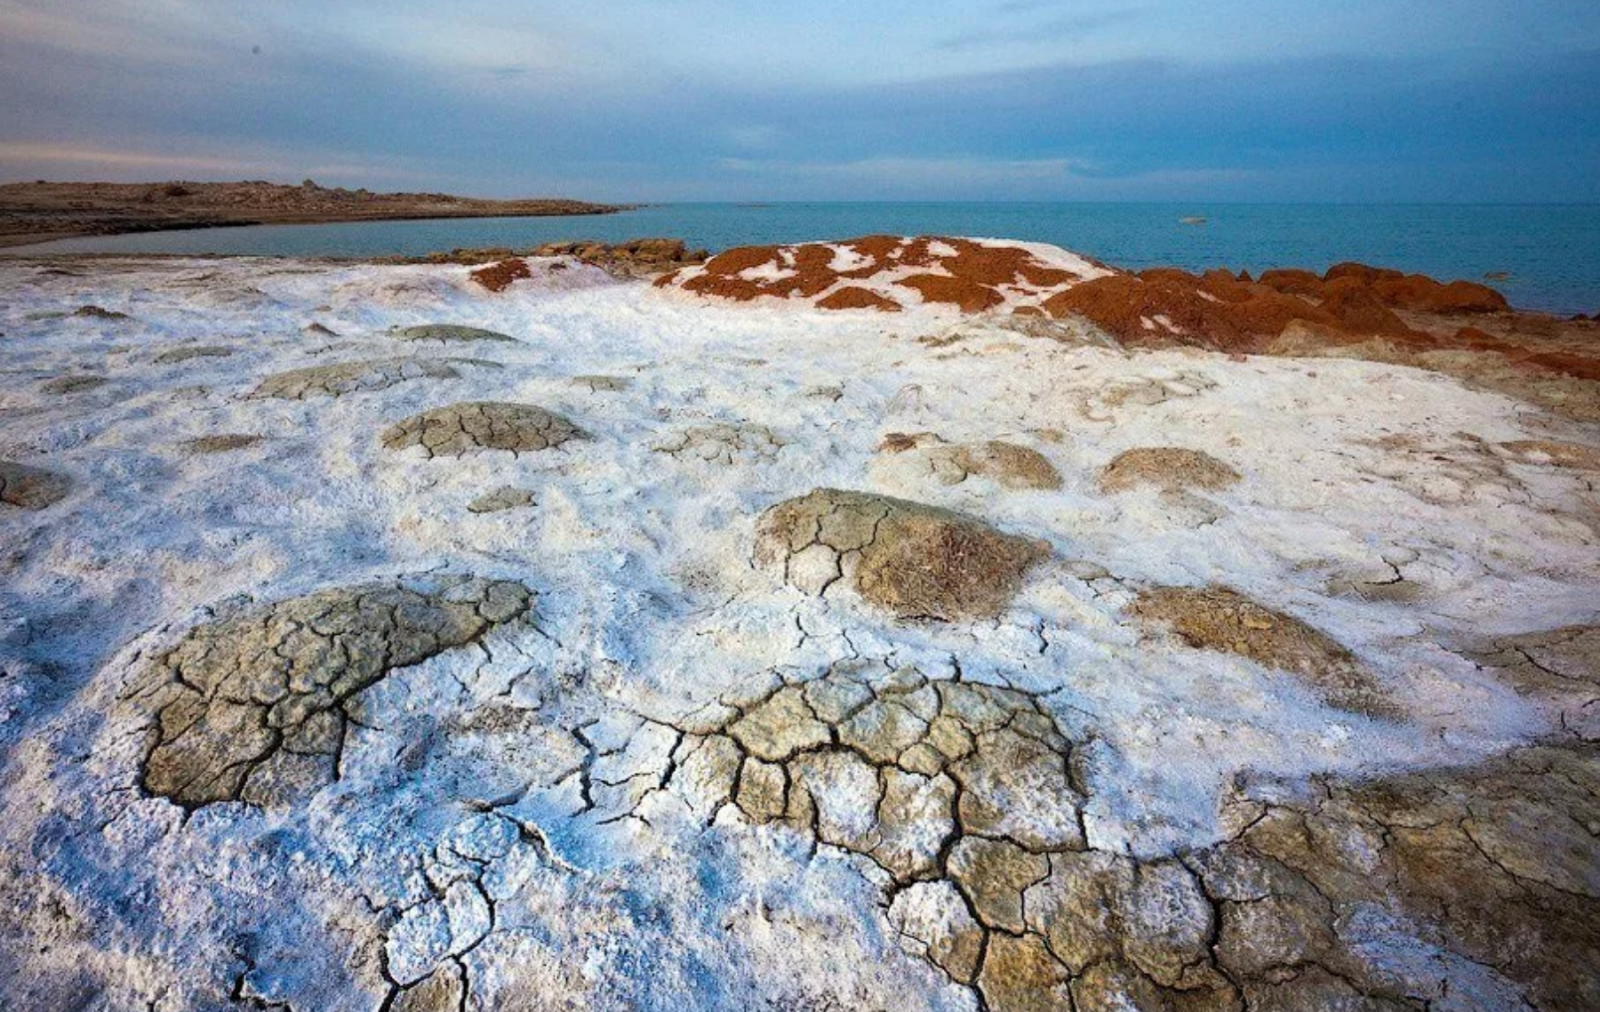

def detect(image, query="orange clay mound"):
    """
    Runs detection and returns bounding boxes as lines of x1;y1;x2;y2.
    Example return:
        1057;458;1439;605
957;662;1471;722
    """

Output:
469;257;533;293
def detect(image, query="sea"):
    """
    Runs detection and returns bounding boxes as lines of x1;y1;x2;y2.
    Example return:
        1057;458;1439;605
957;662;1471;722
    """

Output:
9;202;1600;316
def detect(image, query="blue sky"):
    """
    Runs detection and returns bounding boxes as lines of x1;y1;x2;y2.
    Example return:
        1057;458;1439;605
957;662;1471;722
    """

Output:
1;0;1597;201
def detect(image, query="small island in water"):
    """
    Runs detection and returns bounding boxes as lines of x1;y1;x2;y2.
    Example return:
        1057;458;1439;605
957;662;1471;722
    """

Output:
0;178;628;248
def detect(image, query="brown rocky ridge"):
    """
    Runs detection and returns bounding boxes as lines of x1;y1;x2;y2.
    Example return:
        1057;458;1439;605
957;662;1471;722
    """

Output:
0;179;628;248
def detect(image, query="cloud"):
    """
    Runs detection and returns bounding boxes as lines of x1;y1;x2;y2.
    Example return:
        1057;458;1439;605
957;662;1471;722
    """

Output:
0;140;441;187
0;2;1596;201
709;154;1264;200
934;8;1149;52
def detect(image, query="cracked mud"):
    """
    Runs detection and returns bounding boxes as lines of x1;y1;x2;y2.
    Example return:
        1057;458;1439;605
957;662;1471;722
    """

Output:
652;422;785;465
878;433;1064;491
129;577;534;808
572;663;1600;1012
251;358;472;399
389;325;516;344
756;488;1050;620
381;401;585;457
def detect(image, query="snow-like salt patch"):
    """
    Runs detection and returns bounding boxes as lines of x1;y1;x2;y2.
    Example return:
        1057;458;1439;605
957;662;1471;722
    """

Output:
0;254;1593;1006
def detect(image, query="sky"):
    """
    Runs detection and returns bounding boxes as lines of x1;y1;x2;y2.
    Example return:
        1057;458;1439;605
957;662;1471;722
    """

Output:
1;0;1598;202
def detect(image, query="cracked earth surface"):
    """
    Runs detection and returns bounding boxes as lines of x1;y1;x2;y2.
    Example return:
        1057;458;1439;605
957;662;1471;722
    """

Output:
0;250;1596;1012
381;401;585;457
129;577;535;808
756;488;1051;621
252;357;479;399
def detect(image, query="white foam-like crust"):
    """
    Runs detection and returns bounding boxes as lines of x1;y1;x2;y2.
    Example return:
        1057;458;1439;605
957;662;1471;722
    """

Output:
0;253;1592;1008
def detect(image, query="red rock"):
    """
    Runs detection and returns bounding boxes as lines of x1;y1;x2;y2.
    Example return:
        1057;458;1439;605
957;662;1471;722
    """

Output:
1372;274;1509;314
1324;262;1404;285
1043;274;1224;345
1258;268;1325;297
1317;277;1415;337
896;273;1005;312
1045;272;1338;351
817;286;901;312
1522;351;1600;381
469;257;533;293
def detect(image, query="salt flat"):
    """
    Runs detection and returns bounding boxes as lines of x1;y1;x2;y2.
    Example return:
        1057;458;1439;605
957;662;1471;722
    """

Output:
0;248;1595;1011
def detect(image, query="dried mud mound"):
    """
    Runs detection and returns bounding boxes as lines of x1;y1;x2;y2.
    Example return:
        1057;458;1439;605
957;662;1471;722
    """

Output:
0;461;72;509
1132;585;1398;718
180;433;264;454
154;345;233;365
466;486;536;514
1098;447;1241;493
652;422;785;465
755;488;1049;620
251;357;468;399
878;434;1064;490
389;324;516;344
129;577;533;808
656;235;1114;314
381;401;584;458
40;374;108;395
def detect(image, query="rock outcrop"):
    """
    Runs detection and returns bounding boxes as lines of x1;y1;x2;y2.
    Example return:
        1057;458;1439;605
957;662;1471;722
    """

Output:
655;237;1600;414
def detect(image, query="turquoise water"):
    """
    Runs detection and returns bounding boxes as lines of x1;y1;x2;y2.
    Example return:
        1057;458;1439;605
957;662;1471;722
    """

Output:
10;202;1600;315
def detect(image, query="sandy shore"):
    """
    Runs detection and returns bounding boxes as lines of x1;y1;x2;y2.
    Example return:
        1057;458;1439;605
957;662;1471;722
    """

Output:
0;179;628;248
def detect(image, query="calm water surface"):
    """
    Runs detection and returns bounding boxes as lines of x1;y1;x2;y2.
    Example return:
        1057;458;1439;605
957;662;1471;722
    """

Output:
11;202;1600;315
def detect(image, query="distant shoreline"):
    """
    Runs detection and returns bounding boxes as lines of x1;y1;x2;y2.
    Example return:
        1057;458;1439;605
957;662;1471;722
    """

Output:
0;179;631;249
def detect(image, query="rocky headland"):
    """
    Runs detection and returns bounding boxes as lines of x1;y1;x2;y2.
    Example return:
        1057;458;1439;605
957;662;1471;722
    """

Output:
0;179;628;248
